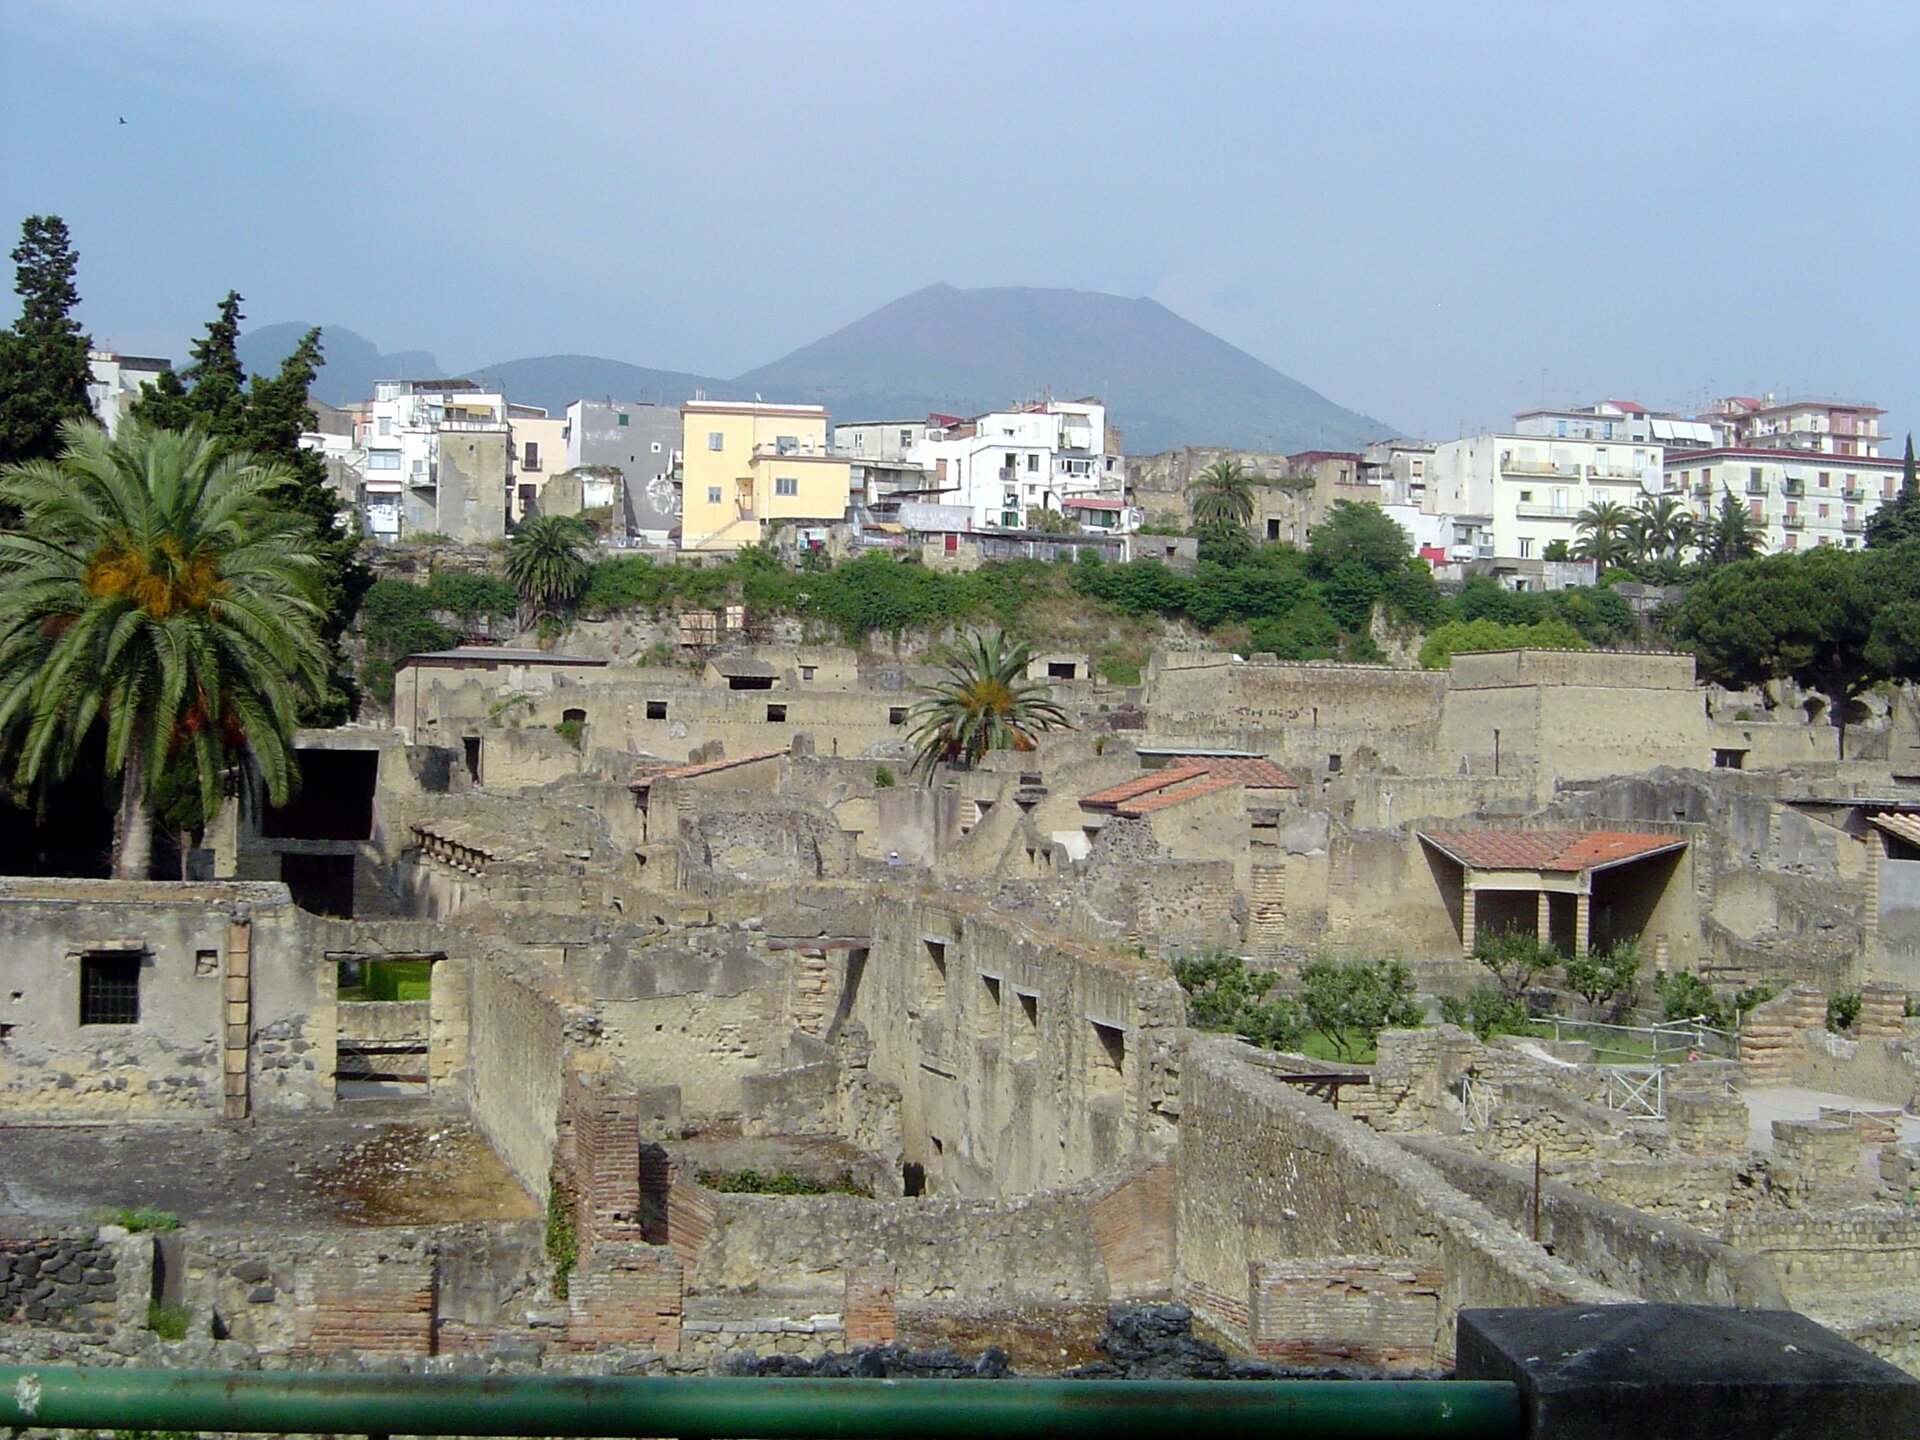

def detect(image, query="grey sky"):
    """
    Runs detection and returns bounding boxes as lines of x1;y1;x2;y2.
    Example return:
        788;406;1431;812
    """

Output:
4;0;1914;443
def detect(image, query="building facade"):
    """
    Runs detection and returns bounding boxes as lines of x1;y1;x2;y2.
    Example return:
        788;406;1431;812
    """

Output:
86;351;170;436
679;401;851;552
1664;448;1903;553
563;400;683;544
1426;432;1665;566
909;400;1125;532
360;381;512;543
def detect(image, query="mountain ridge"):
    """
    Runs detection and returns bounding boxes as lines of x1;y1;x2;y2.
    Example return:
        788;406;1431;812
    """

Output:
244;284;1392;452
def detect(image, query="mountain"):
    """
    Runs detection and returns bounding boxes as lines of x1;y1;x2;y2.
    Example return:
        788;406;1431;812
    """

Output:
242;285;1391;451
464;355;727;416
237;323;439;406
733;284;1390;453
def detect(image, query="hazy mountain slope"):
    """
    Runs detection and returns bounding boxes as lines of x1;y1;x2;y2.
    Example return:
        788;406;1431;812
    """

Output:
237;323;439;406
732;283;1390;452
464;355;728;415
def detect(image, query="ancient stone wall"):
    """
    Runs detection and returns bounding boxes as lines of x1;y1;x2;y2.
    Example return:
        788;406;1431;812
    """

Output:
465;953;571;1197
1724;1210;1920;1309
0;1231;118;1330
1174;1036;1620;1361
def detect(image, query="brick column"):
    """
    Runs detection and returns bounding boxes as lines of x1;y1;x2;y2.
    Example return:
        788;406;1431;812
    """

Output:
1461;886;1478;957
223;918;252;1122
1574;892;1591;958
1865;827;1885;937
1858;981;1906;1040
844;1263;897;1347
1536;890;1552;947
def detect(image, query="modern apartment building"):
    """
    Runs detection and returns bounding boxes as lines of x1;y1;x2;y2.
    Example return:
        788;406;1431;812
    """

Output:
833;418;935;463
564;400;683;544
1663;449;1903;553
360;380;510;543
1425;432;1665;565
678;401;852;552
86;351;170;436
908;399;1125;532
1708;396;1886;457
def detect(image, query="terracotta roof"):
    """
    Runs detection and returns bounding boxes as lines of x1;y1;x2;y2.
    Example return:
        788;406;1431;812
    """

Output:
1166;755;1297;789
1080;764;1211;810
1870;812;1920;850
1421;827;1686;872
1117;777;1240;817
630;747;788;792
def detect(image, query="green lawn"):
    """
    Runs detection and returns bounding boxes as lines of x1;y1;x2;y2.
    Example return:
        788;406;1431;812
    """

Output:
339;959;433;1003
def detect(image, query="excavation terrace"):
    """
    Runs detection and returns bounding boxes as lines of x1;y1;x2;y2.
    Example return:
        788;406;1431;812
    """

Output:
7;644;1920;1398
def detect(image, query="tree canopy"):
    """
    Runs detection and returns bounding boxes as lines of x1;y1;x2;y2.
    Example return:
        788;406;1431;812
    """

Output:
1867;436;1920;549
907;630;1071;775
0;215;93;467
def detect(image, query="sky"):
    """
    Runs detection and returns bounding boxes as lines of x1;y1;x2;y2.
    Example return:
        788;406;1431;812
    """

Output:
2;0;1916;443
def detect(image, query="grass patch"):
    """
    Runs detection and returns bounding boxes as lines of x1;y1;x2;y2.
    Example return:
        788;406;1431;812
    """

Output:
146;1299;191;1340
1292;1028;1380;1065
103;1205;180;1233
698;1169;865;1196
339;959;433;1003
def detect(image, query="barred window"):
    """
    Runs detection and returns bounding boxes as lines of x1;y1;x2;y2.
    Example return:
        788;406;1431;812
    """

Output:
80;953;141;1025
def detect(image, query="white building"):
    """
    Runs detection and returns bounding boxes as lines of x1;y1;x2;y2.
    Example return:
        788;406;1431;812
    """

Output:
1708;396;1886;457
1425;432;1665;567
1663;448;1903;554
1512;400;1717;451
360;380;511;542
907;399;1127;532
86;351;170;436
834;418;934;463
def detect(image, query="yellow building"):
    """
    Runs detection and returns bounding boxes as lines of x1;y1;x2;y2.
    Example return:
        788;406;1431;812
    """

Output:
679;401;853;551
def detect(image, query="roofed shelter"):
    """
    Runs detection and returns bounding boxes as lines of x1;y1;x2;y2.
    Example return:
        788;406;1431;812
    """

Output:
1419;824;1690;958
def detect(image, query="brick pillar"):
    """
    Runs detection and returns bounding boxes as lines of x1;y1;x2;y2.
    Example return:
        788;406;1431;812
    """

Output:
844;1263;897;1347
565;1244;682;1353
1536;890;1552;947
1574;892;1591;958
223;919;252;1121
1461;887;1478;957
1865;827;1885;937
1858;981;1907;1040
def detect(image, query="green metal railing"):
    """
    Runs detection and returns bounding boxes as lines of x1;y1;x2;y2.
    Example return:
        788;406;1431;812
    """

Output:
0;1365;1523;1439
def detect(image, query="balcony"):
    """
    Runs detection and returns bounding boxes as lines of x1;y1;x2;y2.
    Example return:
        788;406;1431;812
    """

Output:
1501;456;1577;477
1514;503;1580;519
521;457;542;472
1844;516;1865;533
1781;514;1806;530
1691;482;1711;496
1745;481;1768;495
999;467;1017;482
1842;485;1864;500
1782;479;1805;496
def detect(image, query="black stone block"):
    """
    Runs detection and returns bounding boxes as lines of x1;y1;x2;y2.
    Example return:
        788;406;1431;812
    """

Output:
1457;1305;1920;1440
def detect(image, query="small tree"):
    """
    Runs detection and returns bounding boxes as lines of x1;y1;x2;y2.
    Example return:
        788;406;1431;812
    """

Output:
907;630;1070;776
1654;970;1725;1028
0;215;94;467
1562;939;1643;1016
1297;956;1424;1061
1171;953;1304;1051
505;513;592;625
1473;928;1556;1002
1190;459;1255;531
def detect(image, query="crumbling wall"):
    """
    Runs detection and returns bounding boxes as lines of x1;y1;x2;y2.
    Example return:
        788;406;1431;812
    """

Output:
466;953;571;1197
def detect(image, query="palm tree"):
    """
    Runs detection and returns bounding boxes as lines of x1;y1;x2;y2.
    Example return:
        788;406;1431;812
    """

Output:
1190;459;1256;531
1701;492;1767;566
1572;498;1636;568
1630;494;1695;563
505;513;591;624
0;421;327;878
908;630;1072;777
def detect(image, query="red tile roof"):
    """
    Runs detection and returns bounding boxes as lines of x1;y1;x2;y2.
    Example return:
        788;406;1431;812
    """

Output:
1420;828;1686;872
1117;777;1241;817
631;747;788;792
1167;755;1297;789
1080;764;1211;809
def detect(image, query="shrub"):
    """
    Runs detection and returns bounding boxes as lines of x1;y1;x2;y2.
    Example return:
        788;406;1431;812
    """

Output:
545;1176;579;1299
699;1169;864;1196
1655;970;1726;1029
1419;617;1587;669
1827;989;1862;1034
1438;986;1530;1041
1473;928;1557;1001
1733;983;1779;1024
145;1299;191;1340
1172;952;1303;1051
1562;940;1643;1013
873;764;896;788
553;718;585;751
1296;956;1424;1061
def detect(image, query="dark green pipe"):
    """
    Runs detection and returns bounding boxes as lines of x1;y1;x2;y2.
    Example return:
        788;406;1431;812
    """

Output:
0;1365;1521;1439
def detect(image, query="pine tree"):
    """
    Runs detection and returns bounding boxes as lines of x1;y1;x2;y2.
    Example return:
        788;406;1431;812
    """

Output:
0;215;94;466
1867;434;1920;549
132;296;369;722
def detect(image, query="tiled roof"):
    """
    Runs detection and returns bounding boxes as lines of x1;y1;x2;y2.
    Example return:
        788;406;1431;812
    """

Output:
1421;828;1686;872
1165;755;1297;789
1116;777;1241;817
1870;812;1920;850
1079;764;1211;809
630;747;788;792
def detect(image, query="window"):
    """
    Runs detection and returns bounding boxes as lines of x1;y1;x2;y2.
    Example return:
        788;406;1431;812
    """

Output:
708;431;724;451
646;700;667;720
618;412;630;426
1027;453;1039;472
800;665;816;681
367;451;401;470
765;703;787;723
707;486;722;504
1088;1020;1125;1096
1713;748;1747;770
378;417;393;437
1518;537;1534;558
1327;753;1343;773
899;429;912;449
80;952;140;1025
776;434;798;454
922;939;948;1012
979;973;1003;1038
888;706;907;725
1518;489;1533;502
1005;452;1017;469
523;441;539;469
775;476;798;497
651;441;662;453
1047;661;1076;679
1819;471;1831;488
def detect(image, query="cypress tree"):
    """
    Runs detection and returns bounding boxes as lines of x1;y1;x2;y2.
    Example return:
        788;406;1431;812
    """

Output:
0;215;94;466
1866;434;1920;548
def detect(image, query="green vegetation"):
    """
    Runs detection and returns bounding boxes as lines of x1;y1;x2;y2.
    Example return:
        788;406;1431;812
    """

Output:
1827;989;1862;1034
1173;951;1421;1063
1471;929;1558;1001
0;215;93;467
340;959;432;1003
102;1205;181;1232
1191;459;1256;532
0;422;329;878
553;717;585;750
506;513;592;621
1562;940;1644;1014
1173;952;1308;1050
698;1169;866;1196
1866;436;1920;548
1296;956;1423;1062
545;1176;579;1300
1438;987;1530;1041
1655;969;1724;1028
873;764;896;788
1419;618;1587;669
145;1299;192;1340
908;630;1071;775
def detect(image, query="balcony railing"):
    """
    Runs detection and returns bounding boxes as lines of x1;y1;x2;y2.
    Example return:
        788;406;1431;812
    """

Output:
1501;457;1577;476
1781;514;1805;529
1842;485;1864;499
1844;516;1866;533
1783;479;1805;496
1745;481;1768;495
1514;503;1580;519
